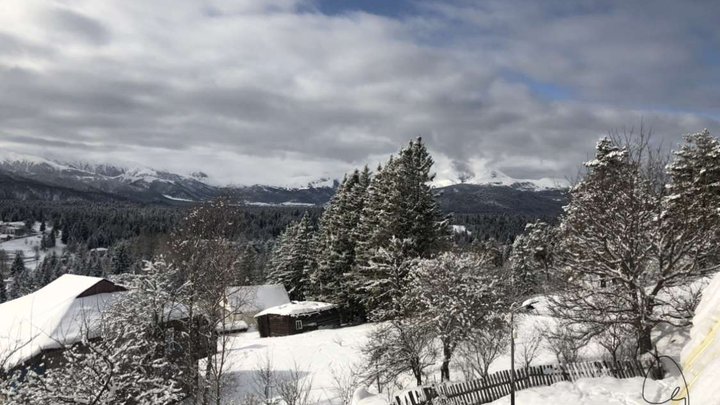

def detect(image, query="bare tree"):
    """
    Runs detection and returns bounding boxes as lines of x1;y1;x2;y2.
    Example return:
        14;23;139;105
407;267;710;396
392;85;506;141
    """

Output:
276;361;313;405
517;327;543;369
252;353;277;405
168;198;244;404
595;323;637;363
542;322;586;364
457;319;509;379
405;252;506;381
362;320;437;388
329;363;364;405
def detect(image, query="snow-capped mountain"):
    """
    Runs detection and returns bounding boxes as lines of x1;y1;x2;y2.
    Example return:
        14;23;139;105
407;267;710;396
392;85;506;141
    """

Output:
433;168;567;190
0;152;218;203
0;152;566;215
0;152;339;205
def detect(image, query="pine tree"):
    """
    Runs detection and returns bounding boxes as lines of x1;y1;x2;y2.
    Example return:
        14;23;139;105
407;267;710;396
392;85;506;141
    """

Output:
550;133;720;354
508;220;557;296
61;222;69;245
0;272;7;303
267;213;315;300
310;167;371;321
10;251;25;277
354;138;449;316
8;251;30;299
111;242;133;275
666;129;720;248
34;252;57;288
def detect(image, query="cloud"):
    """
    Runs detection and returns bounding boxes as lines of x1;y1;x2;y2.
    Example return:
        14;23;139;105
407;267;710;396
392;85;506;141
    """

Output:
0;0;718;185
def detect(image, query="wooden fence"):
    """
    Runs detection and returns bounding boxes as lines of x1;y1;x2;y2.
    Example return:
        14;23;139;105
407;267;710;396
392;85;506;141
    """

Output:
394;359;652;405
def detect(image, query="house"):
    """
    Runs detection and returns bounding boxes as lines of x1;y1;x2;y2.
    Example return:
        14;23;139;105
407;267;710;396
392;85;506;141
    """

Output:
220;284;290;332
254;301;340;338
0;221;26;238
0;274;210;376
0;274;128;373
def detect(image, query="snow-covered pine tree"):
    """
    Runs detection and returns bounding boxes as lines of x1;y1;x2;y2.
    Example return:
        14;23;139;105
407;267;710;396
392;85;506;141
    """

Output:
111;242;133;275
666;129;720;251
8;251;31;299
310;167;370;321
362;237;416;321
508;220;557;296
267;212;315;301
354;138;449;317
33;251;58;289
550;133;720;355
9;251;25;277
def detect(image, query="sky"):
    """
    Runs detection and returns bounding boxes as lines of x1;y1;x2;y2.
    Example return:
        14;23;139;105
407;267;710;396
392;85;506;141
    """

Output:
0;0;719;186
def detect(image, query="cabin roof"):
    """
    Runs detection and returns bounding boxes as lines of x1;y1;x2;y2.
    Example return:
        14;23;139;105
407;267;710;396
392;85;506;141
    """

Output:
254;301;336;318
0;275;127;370
224;284;290;314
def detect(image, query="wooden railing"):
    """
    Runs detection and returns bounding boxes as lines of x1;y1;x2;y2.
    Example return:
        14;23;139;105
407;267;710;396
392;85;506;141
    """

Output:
394;359;652;405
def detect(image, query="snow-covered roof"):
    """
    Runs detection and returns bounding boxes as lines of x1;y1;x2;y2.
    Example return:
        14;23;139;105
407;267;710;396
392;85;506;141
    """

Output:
254;301;336;318
224;284;290;314
0;275;126;370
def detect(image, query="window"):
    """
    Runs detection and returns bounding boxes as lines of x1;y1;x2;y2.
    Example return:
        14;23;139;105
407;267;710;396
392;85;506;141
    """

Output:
295;320;303;330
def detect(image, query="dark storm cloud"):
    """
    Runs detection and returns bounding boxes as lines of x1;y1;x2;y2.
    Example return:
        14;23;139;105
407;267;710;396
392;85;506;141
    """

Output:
0;0;718;185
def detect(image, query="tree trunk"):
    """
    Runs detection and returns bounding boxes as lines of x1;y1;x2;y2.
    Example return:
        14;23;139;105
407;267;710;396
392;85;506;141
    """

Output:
440;343;452;381
414;367;423;386
637;324;653;354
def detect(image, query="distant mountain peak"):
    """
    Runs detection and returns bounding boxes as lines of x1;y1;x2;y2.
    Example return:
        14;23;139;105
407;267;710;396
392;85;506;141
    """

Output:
434;167;567;190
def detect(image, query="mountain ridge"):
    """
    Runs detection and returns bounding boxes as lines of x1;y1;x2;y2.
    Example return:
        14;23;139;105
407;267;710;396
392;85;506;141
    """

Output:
0;153;567;216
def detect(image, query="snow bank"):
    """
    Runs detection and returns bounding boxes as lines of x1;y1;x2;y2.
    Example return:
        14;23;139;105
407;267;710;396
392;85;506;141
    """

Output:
0;275;123;370
351;387;387;405
676;271;720;404
254;301;336;317
488;377;665;405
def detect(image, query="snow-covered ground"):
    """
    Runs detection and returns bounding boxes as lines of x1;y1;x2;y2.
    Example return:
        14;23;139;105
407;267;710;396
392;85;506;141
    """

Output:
220;324;373;405
488;377;668;405
217;302;694;405
0;222;64;270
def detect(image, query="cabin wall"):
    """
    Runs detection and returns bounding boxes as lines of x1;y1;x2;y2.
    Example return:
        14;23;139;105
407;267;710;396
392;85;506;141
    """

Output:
257;308;341;338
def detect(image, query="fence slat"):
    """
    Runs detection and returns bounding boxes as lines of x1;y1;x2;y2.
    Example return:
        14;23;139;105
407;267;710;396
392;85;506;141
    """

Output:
402;358;648;405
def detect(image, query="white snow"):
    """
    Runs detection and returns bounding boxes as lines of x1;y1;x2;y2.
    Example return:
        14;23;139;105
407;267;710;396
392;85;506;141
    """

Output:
220;324;374;405
432;165;568;190
352;387;388;405
487;377;666;405
451;225;470;234
254;301;336;317
225;284;291;315
244;201;319;207
675;271;720;405
162;194;194;202
0;275;124;370
0;223;64;270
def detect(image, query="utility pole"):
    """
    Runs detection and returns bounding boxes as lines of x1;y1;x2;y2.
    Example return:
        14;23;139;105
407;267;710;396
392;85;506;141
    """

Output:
510;309;516;405
509;300;536;405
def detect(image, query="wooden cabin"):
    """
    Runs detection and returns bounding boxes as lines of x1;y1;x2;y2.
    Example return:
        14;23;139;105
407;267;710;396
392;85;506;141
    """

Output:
254;301;340;338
